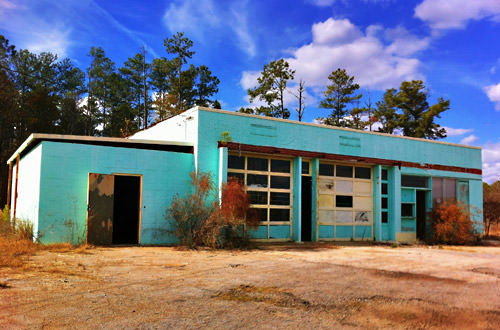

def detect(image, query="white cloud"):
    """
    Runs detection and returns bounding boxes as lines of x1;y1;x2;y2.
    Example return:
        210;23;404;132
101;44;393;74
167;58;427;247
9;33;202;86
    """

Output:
308;0;393;7
312;19;362;45
482;140;500;183
284;18;426;90
385;26;431;56
460;134;479;145
163;0;219;40
0;0;159;59
484;82;500;110
415;0;500;30
443;126;474;136
25;27;71;57
308;0;335;7
240;71;261;90
230;5;256;57
162;0;256;57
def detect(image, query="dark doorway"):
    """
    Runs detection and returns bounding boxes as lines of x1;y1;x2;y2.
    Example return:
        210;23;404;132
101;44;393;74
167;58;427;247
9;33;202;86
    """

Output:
112;176;141;245
301;176;312;241
416;191;426;240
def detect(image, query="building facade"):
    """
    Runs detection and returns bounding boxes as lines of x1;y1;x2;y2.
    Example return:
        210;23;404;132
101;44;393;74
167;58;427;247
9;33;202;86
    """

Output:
7;107;483;244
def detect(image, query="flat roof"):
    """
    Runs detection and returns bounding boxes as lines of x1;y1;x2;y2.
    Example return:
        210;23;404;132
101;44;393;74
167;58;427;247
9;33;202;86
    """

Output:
7;133;194;164
194;106;481;151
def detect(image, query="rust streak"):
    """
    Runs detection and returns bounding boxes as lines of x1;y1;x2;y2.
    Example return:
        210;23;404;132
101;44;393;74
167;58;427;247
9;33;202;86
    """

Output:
219;141;482;175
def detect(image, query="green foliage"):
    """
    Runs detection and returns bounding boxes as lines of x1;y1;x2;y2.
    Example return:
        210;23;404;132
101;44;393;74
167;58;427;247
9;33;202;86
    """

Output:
220;131;233;143
375;80;449;139
119;51;150;129
374;88;399;134
2;206;10;223
158;33;220;113
319;68;362;127
194;65;220;107
248;58;295;119
212;99;221;109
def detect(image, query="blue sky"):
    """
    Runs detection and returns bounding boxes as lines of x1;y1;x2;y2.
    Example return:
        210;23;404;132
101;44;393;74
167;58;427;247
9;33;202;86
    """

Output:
1;0;500;182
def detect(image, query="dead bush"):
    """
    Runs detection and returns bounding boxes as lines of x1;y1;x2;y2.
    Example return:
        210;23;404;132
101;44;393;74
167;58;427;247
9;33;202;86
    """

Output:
168;172;258;248
0;206;36;267
432;201;476;245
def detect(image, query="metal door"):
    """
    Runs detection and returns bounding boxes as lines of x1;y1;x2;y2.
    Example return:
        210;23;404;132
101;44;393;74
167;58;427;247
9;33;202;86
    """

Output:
87;173;114;245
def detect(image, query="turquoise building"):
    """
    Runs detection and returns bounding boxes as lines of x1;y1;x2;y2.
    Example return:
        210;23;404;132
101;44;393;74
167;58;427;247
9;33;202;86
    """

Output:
7;107;483;244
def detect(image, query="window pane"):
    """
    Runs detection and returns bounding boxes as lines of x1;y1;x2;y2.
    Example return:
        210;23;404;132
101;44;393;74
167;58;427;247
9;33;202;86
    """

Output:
270;209;290;222
319;163;334;176
302;161;310;174
336;180;353;193
355;167;371;179
401;175;428;188
336;195;353;208
247;157;268;171
249;208;267;222
271;176;290;189
336;210;352;223
248;191;267;205
432;177;443;205
247;174;268;188
445;179;457;201
382;169;388;181
336;165;353;178
270;159;290;173
270;192;290;205
228;172;244;184
401;203;413;217
382;211;388;223
228;155;244;169
382;183;388;195
382;197;388;209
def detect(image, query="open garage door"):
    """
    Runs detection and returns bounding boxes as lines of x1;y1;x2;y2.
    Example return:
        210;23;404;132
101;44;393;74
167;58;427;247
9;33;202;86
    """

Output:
87;173;141;245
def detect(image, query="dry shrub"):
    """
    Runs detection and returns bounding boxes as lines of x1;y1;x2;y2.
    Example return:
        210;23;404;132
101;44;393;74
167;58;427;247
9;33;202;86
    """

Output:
168;172;257;248
0;206;36;267
169;172;215;248
0;234;37;268
198;178;260;248
432;201;476;245
16;219;34;241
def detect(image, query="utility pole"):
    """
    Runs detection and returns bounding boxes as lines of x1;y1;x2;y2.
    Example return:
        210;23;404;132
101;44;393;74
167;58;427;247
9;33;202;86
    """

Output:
142;45;148;129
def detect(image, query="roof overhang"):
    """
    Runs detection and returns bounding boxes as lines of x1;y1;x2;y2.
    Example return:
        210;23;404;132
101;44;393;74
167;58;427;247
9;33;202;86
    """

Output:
7;133;194;164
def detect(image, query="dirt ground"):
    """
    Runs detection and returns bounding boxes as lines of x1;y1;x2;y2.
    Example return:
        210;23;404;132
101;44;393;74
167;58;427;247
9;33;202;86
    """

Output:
1;243;500;329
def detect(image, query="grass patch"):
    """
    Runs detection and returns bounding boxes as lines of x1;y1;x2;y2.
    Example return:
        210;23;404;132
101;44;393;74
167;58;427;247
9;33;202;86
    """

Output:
0;235;93;268
213;285;311;308
0;235;38;268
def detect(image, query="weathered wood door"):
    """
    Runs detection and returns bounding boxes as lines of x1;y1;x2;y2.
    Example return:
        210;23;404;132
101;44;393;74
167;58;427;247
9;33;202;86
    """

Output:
87;173;115;245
